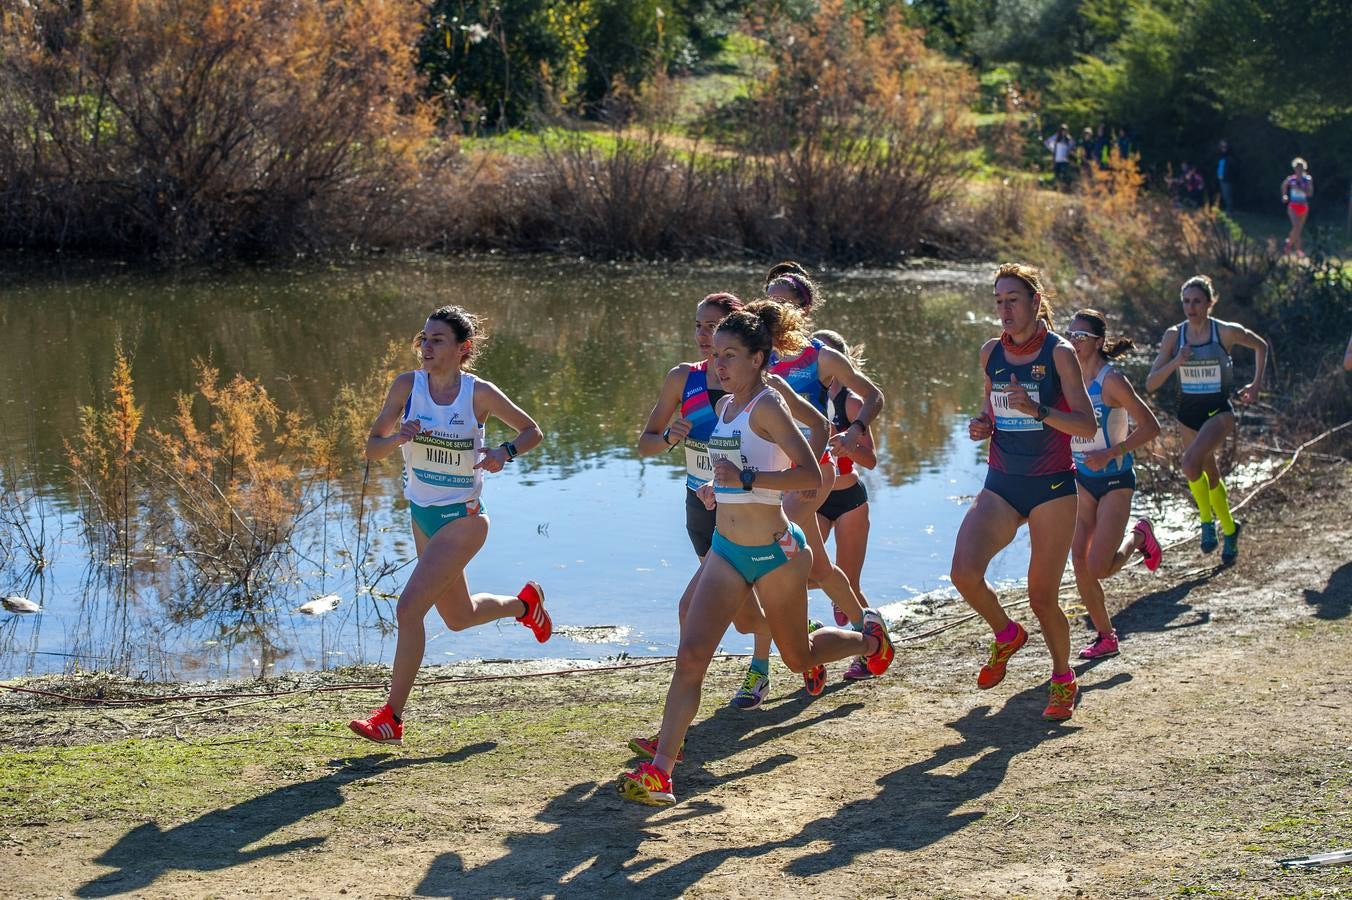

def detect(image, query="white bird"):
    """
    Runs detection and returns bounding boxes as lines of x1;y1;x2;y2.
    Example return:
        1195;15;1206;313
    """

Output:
2;595;41;614
297;593;340;616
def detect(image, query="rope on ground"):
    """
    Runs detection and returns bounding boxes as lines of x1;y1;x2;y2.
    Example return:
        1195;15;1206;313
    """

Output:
6;419;1347;712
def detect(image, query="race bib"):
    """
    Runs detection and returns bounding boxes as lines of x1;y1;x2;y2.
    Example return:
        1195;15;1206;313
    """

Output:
409;432;476;488
990;385;1042;432
708;433;747;493
684;438;713;486
1071;428;1108;463
1179;362;1222;394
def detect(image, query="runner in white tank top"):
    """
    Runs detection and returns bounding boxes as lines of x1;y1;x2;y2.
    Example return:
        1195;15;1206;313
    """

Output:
349;305;550;747
619;300;896;808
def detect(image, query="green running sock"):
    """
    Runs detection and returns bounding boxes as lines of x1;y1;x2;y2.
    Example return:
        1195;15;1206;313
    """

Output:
1210;479;1236;536
1187;474;1214;523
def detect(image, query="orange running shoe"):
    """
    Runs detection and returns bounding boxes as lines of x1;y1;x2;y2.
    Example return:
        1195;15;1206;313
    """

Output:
1042;676;1078;721
627;735;685;763
617;761;675;806
976;621;1028;690
516;581;552;643
349;703;402;744
861;609;895;676
803;664;827;696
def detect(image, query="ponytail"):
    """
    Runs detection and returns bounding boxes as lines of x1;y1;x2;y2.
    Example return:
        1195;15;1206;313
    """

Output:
1072;308;1135;360
717;299;810;370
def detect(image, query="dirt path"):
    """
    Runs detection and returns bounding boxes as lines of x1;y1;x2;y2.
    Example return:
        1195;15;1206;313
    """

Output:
2;467;1349;898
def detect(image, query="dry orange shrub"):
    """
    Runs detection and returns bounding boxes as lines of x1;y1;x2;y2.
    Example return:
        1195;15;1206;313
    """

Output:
0;0;440;257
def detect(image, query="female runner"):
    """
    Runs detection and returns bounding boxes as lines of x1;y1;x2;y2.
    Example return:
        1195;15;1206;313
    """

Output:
812;329;879;682
349;306;550;744
637;292;779;711
1281;157;1313;256
763;268;888;685
1065;309;1162;660
618;301;894;806
1145;275;1268;564
955;264;1097;721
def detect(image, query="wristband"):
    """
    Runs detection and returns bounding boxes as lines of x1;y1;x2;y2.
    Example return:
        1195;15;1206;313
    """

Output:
1034;404;1050;422
500;441;518;461
662;427;678;450
739;468;756;491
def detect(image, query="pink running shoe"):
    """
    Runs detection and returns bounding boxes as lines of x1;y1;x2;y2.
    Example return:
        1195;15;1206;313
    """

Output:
842;657;874;682
1133;518;1162;572
1078;629;1120;660
516;581;552;642
832;604;849;627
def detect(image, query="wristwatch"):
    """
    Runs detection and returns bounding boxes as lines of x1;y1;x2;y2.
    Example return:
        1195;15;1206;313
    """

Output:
739;468;757;491
1034;404;1050;422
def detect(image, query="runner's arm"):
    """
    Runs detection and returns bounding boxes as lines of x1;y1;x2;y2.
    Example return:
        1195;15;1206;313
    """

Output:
839;394;877;469
766;373;828;456
638;364;690;457
475;379;543;471
818;346;884;432
1223;321;1269;403
1102;370;1161;459
366;372;417;461
1045;344;1098;439
1145;327;1183;393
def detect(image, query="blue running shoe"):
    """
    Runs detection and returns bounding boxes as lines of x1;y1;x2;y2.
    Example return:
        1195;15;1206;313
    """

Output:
1221;521;1241;565
730;668;770;710
1200;521;1218;554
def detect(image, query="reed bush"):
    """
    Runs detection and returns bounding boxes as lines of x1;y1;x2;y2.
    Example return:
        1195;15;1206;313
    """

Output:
0;0;438;259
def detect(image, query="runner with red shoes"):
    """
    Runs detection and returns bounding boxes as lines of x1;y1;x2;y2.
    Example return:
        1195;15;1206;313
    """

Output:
1065;309;1163;661
954;264;1097;721
763;263;888;688
810;329;880;683
636;292;780;712
348;306;551;745
618;301;895;806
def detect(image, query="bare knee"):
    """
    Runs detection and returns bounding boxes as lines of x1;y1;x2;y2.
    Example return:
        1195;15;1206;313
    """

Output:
1026;591;1061;620
673;644;713;684
950;560;986;597
1181;449;1205;482
1088;548;1116;581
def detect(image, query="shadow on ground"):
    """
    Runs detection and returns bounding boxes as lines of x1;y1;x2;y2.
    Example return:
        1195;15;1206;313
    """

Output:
75;743;495;898
1303;561;1352;620
417;683;859;897
419;681;1101;896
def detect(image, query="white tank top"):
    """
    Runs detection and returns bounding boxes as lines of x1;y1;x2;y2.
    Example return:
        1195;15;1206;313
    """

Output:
400;370;485;506
708;388;790;505
1071;364;1132;475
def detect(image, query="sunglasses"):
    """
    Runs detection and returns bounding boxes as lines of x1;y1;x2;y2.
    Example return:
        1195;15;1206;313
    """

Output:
1066;330;1099;342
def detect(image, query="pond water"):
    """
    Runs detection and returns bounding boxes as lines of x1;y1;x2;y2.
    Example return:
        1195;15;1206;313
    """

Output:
0;256;1144;679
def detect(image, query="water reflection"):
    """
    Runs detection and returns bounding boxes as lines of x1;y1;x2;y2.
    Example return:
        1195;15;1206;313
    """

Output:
0;257;1014;677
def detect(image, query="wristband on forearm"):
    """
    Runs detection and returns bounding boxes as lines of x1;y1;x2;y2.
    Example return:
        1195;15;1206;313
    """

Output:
500;440;518;461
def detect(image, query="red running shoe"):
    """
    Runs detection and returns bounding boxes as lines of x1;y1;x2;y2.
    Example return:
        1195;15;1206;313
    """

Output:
516;581;552;642
618;761;675;806
1043;677;1078;721
1133;518;1163;572
349;703;402;745
861;609;895;676
977;622;1028;690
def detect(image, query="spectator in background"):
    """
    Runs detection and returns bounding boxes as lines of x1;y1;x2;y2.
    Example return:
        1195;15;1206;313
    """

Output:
1216;140;1235;212
1281;157;1314;255
1116;127;1135;160
1182;162;1205;207
1079;127;1096;175
1045;124;1074;188
1095;123;1111;169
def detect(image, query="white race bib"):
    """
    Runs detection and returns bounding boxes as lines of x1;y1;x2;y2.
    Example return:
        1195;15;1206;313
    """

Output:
684;439;713;484
409;432;476;488
990;385;1042;432
1179;362;1222;394
1071;429;1108;463
707;433;744;494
